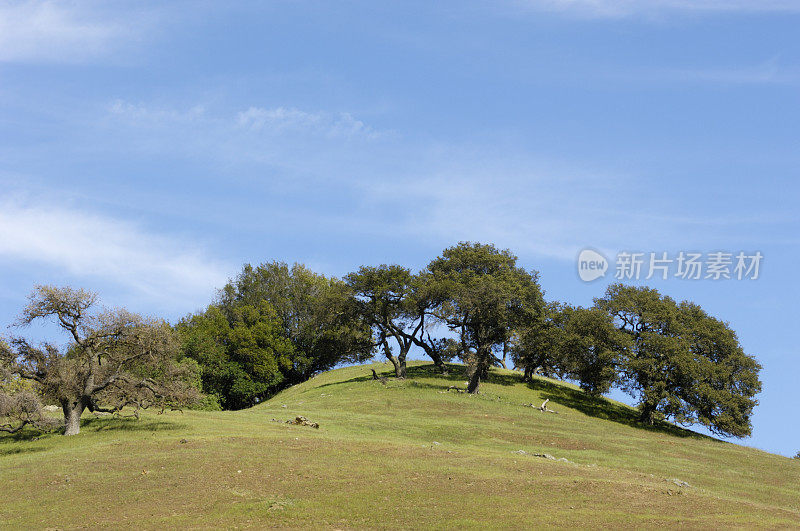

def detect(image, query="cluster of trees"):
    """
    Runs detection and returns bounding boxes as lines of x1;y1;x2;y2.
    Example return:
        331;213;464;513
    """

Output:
174;243;544;411
346;243;544;394
514;285;761;437
175;242;761;438
176;263;373;409
0;242;762;439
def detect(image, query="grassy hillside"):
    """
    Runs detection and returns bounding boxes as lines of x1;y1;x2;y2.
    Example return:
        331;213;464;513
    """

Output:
1;361;798;528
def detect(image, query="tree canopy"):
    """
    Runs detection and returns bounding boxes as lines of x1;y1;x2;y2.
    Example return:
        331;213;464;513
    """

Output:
179;262;373;408
1;244;763;441
425;242;545;393
595;283;761;437
346;264;452;378
177;303;292;410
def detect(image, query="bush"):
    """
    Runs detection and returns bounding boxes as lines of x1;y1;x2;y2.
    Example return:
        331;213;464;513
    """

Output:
191;394;223;411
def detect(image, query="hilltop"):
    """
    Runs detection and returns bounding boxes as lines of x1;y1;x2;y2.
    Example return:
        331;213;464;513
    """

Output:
1;361;798;528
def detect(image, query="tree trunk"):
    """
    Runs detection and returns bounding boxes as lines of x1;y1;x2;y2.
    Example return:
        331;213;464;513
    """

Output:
387;355;401;378
500;341;509;369
639;402;656;425
467;349;489;394
466;367;481;394
395;339;411;379
523;366;532;382
430;353;448;375
396;355;407;379
62;399;85;436
382;338;404;379
408;332;449;375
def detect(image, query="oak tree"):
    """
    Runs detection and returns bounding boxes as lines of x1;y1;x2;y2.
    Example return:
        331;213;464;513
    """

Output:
346;265;452;378
181;262;373;408
426;243;544;394
1;286;200;435
595;283;761;436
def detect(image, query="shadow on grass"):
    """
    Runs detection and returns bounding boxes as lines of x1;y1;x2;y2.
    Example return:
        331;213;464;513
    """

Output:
528;377;714;441
311;363;462;389
0;427;57;455
0;415;184;453
405;363;521;387
317;363;522;391
311;362;717;442
81;416;185;433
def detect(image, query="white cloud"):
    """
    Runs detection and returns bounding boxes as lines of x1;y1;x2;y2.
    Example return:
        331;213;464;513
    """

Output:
237;106;383;139
98;99;766;266
0;1;146;63
108;100;207;124
98;100;389;175
0;197;231;310
58;98;787;272
517;0;800;17
104;100;384;141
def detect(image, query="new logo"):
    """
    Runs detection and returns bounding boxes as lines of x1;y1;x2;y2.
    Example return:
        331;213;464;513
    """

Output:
577;249;608;282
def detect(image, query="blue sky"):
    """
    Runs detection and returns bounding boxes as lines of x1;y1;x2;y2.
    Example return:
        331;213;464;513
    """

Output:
0;0;798;455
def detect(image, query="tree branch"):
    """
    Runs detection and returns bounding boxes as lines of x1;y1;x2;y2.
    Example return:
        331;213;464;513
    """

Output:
0;420;30;434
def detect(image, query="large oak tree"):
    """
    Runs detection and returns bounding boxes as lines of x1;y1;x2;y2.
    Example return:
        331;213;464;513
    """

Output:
426;242;544;394
1;286;200;435
180;262;374;408
595;283;761;437
346;265;451;378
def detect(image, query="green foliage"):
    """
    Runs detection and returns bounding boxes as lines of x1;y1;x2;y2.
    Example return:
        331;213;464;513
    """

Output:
1;246;768;445
671;301;762;438
191;393;223;411
346;264;413;376
221;262;373;380
559;307;630;396
426;242;545;393
178;303;292;410
0;374;36;396
180;262;373;409
2;286;200;435
595;283;761;437
176;245;763;438
512;304;628;396
346;264;452;376
511;301;570;379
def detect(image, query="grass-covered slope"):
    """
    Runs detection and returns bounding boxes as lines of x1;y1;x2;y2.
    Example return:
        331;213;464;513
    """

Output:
1;361;798;528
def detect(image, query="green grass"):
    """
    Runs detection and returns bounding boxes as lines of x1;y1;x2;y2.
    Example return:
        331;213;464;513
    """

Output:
1;361;798;528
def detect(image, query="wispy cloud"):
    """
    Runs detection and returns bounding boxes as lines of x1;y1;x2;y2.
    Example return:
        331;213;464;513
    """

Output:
99;100;390;174
656;58;795;85
354;160;630;261
0;196;231;310
108;100;207;124
0;1;151;63
516;0;800;18
237;107;383;139
347;142;791;265
98;98;784;264
105;100;386;140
